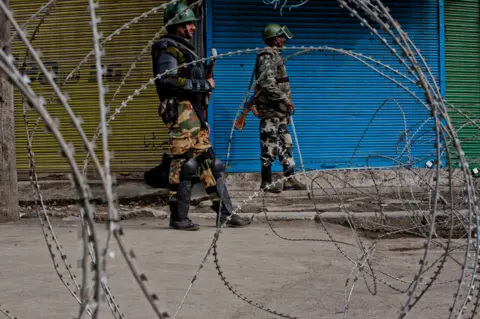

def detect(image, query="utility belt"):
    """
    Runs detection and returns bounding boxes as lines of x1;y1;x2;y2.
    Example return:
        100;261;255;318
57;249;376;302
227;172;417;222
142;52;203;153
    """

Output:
159;93;208;129
254;76;289;93
171;147;214;162
171;148;195;160
176;92;208;107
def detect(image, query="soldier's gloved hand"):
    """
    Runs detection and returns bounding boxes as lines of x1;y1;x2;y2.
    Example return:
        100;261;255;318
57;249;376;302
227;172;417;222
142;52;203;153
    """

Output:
158;102;163;118
288;102;295;116
205;123;211;137
207;78;215;90
158;99;178;125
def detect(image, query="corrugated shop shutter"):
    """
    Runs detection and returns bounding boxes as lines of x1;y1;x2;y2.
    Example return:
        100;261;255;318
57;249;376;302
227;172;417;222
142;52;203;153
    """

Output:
11;0;168;178
209;0;440;173
445;0;480;168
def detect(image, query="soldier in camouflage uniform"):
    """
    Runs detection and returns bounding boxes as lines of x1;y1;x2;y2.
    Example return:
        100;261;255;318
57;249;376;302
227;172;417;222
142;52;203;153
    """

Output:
151;2;251;230
255;23;307;193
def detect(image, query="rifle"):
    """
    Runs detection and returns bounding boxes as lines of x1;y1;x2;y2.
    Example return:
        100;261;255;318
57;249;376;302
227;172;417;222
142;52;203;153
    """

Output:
206;48;217;79
234;94;259;131
205;48;217;107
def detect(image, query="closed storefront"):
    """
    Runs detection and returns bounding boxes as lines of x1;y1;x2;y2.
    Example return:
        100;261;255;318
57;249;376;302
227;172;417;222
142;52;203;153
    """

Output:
207;0;442;173
445;0;480;168
11;0;168;178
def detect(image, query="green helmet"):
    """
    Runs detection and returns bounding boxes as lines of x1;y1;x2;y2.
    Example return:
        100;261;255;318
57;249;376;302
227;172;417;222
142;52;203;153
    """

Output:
163;1;198;25
263;23;294;41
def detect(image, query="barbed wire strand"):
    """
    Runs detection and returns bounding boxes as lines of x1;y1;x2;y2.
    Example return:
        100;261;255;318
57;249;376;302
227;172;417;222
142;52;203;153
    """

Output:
4;1;480;318
336;2;479;316
0;303;17;319
83;0;204;174
17;6;88;313
26;0;185;150
7;0;58;45
0;36;102;319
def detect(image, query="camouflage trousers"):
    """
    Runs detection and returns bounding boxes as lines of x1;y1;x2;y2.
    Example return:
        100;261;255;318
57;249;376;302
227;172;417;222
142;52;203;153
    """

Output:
259;117;295;168
168;100;217;190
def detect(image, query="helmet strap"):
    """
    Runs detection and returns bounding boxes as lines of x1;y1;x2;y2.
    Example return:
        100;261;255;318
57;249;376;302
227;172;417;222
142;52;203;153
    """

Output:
265;37;276;47
273;37;282;47
266;36;283;48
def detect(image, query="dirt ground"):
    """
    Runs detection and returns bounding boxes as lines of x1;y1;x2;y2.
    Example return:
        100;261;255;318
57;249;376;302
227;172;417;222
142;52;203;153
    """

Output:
0;217;472;319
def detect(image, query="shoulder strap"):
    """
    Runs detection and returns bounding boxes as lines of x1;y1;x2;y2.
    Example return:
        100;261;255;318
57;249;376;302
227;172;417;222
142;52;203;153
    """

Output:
152;37;178;52
176;41;200;61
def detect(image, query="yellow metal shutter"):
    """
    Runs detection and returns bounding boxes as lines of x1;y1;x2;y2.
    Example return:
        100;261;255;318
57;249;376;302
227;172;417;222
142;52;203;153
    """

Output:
11;0;168;179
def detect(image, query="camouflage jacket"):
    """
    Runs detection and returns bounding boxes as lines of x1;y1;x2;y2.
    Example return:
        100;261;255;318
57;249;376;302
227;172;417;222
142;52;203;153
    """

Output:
254;46;292;120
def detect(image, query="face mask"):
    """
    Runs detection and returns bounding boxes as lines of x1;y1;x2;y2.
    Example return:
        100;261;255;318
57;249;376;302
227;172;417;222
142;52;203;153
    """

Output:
280;26;294;40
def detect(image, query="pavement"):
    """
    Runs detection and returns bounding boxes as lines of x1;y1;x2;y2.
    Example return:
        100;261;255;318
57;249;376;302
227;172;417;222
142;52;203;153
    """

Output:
0;218;468;319
2;170;475;318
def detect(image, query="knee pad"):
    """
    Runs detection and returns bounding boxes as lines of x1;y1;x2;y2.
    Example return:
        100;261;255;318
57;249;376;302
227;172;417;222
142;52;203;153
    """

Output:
180;158;197;181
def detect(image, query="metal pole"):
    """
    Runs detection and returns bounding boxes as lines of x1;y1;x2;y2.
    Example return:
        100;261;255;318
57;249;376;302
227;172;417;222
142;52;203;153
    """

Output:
289;116;312;199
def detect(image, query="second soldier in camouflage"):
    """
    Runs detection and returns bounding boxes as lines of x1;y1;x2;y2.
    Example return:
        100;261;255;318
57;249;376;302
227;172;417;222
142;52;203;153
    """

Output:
254;23;306;193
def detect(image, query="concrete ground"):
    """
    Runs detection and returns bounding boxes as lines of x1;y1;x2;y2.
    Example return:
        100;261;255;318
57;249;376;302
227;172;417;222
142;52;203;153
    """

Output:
0;217;469;319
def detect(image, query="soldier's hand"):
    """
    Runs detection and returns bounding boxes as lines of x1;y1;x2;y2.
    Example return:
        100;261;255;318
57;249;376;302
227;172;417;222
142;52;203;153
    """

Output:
158;102;163;117
207;78;215;90
288;102;295;116
206;123;211;137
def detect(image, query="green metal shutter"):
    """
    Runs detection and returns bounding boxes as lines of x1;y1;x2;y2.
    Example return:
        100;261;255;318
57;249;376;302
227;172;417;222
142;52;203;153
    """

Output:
445;0;480;168
11;0;168;179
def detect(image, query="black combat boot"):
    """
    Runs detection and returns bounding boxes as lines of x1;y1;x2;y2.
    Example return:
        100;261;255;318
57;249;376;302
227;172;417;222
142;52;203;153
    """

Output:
169;179;200;231
211;198;251;228
209;158;251;228
168;200;178;228
260;165;283;193
168;184;179;228
282;166;307;191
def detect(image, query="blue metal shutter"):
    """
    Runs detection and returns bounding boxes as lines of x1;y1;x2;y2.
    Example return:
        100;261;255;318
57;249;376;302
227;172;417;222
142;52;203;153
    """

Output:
208;0;441;173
